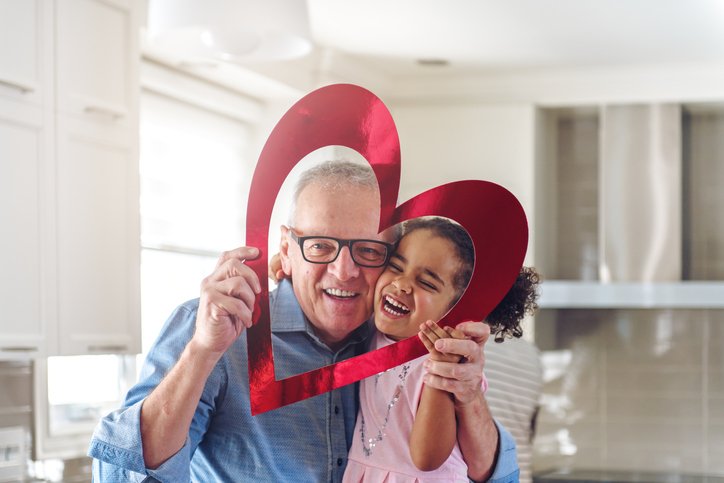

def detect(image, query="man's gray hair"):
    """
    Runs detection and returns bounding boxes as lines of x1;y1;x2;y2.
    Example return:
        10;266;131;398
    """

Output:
288;160;378;226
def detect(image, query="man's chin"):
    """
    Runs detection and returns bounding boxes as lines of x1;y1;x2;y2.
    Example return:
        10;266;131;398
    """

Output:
319;310;368;332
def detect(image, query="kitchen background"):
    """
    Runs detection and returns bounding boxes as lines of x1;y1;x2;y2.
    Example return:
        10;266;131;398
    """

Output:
1;0;724;481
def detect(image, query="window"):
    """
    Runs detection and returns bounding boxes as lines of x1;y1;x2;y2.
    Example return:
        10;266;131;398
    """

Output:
138;90;254;356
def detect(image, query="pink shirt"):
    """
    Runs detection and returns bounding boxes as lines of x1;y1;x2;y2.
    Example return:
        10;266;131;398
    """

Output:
343;332;470;482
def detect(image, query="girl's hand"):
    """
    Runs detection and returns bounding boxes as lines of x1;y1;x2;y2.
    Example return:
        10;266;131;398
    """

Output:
268;252;286;283
418;320;468;363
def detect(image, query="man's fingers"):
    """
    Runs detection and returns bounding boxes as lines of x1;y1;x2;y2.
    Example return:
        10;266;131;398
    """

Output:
214;276;257;310
454;321;491;345
426;359;479;382
214;246;260;270
423;372;465;394
206;292;253;328
207;258;261;294
433;337;480;361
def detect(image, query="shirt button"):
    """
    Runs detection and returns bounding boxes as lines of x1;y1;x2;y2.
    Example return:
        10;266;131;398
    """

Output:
337;458;344;466
334;405;340;415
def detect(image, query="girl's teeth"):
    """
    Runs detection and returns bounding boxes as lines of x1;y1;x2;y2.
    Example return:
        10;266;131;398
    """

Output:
384;295;409;312
384;305;404;316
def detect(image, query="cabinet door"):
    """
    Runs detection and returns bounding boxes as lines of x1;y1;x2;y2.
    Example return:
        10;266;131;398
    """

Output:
0;0;48;105
0;101;48;357
55;0;137;128
55;117;140;355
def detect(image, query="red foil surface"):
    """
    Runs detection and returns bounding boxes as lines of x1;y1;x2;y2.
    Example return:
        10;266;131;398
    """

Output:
245;84;528;415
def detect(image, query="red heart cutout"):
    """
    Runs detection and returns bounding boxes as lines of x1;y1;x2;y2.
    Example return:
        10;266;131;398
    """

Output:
245;84;527;415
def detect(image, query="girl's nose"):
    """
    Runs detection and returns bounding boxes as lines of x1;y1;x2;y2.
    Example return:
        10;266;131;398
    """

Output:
392;275;412;294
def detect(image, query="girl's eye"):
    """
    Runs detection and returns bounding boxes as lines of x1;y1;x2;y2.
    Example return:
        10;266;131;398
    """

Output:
388;262;402;272
419;279;437;291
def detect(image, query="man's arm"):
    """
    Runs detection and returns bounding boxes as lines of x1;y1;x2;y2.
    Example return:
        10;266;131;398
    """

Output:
88;302;213;481
423;321;517;482
141;247;261;468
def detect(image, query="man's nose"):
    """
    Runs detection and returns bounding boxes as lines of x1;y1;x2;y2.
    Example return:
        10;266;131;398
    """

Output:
327;246;360;281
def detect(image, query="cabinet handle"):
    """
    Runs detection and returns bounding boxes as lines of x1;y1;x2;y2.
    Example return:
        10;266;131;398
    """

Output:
83;104;126;120
0;78;35;93
87;344;129;353
0;346;38;352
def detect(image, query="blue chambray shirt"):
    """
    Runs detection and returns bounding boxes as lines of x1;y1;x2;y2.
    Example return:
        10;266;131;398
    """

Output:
88;279;519;482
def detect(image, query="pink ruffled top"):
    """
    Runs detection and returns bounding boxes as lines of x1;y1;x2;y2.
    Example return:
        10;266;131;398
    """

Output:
343;332;469;483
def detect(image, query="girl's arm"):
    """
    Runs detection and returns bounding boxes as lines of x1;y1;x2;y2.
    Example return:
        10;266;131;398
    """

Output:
409;321;465;471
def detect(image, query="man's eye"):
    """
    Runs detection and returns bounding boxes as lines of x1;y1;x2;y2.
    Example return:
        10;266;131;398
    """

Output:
306;242;335;253
353;243;387;262
358;246;380;255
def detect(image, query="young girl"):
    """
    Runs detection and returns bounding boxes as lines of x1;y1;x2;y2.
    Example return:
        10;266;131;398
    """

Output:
343;217;538;482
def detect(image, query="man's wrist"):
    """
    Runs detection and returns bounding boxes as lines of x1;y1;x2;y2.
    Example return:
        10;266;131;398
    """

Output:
454;389;485;411
186;337;225;370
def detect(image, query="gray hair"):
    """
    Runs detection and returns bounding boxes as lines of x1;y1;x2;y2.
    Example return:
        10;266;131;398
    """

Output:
288;160;378;226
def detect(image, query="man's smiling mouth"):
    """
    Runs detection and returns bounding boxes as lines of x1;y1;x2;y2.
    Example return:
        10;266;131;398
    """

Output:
324;288;358;299
382;295;410;317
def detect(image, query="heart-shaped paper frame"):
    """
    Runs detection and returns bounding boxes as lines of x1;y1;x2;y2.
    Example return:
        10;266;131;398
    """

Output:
245;84;527;415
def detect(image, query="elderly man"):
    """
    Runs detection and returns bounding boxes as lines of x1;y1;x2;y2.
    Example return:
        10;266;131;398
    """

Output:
88;161;519;482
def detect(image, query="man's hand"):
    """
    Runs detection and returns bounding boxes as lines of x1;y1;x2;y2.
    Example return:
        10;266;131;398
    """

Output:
193;246;261;357
422;321;490;406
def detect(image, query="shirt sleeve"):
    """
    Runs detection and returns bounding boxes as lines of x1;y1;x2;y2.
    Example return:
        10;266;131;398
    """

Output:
485;419;520;483
87;301;219;483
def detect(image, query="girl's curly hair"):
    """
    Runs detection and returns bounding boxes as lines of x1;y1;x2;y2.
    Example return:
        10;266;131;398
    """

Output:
400;217;540;343
487;266;540;342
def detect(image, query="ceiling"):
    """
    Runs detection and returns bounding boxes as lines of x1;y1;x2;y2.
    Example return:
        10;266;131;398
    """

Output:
306;0;724;75
145;0;724;100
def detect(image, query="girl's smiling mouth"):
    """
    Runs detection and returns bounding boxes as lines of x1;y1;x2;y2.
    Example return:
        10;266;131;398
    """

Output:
382;294;410;317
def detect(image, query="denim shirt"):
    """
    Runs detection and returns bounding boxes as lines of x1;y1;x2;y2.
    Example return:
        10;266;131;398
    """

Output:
88;280;519;482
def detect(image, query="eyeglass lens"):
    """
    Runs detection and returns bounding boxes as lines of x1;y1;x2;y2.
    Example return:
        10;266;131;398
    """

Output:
301;238;388;267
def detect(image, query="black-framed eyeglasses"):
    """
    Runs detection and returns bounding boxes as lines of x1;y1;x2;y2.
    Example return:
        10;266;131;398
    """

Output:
289;231;394;268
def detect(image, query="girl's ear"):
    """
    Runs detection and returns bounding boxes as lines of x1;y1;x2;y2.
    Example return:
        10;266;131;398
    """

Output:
279;225;293;276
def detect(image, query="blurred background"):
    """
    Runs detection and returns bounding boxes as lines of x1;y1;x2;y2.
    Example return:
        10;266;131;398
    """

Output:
1;0;724;481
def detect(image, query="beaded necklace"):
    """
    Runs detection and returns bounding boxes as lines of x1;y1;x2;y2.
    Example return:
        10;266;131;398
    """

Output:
359;362;411;457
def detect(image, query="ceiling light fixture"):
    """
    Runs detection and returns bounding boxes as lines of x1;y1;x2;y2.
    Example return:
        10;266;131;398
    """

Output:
416;58;450;67
147;0;313;63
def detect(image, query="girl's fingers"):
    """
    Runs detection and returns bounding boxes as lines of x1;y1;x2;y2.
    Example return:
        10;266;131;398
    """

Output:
418;331;435;352
425;320;449;340
444;325;468;340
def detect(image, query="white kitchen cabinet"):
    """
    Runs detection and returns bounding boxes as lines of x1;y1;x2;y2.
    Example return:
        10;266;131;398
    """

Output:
56;0;136;131
0;101;51;359
0;0;140;357
55;117;140;355
53;0;141;355
0;0;49;106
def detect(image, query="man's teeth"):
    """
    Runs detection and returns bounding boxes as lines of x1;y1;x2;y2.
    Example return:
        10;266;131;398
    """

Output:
384;295;410;316
324;288;357;298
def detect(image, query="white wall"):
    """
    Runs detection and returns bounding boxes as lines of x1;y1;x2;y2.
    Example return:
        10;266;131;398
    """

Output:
390;102;537;265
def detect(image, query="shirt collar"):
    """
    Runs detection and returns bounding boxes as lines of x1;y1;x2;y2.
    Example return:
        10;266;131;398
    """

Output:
269;279;308;332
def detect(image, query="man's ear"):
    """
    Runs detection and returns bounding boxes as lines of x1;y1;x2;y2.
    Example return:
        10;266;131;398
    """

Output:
279;225;293;276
